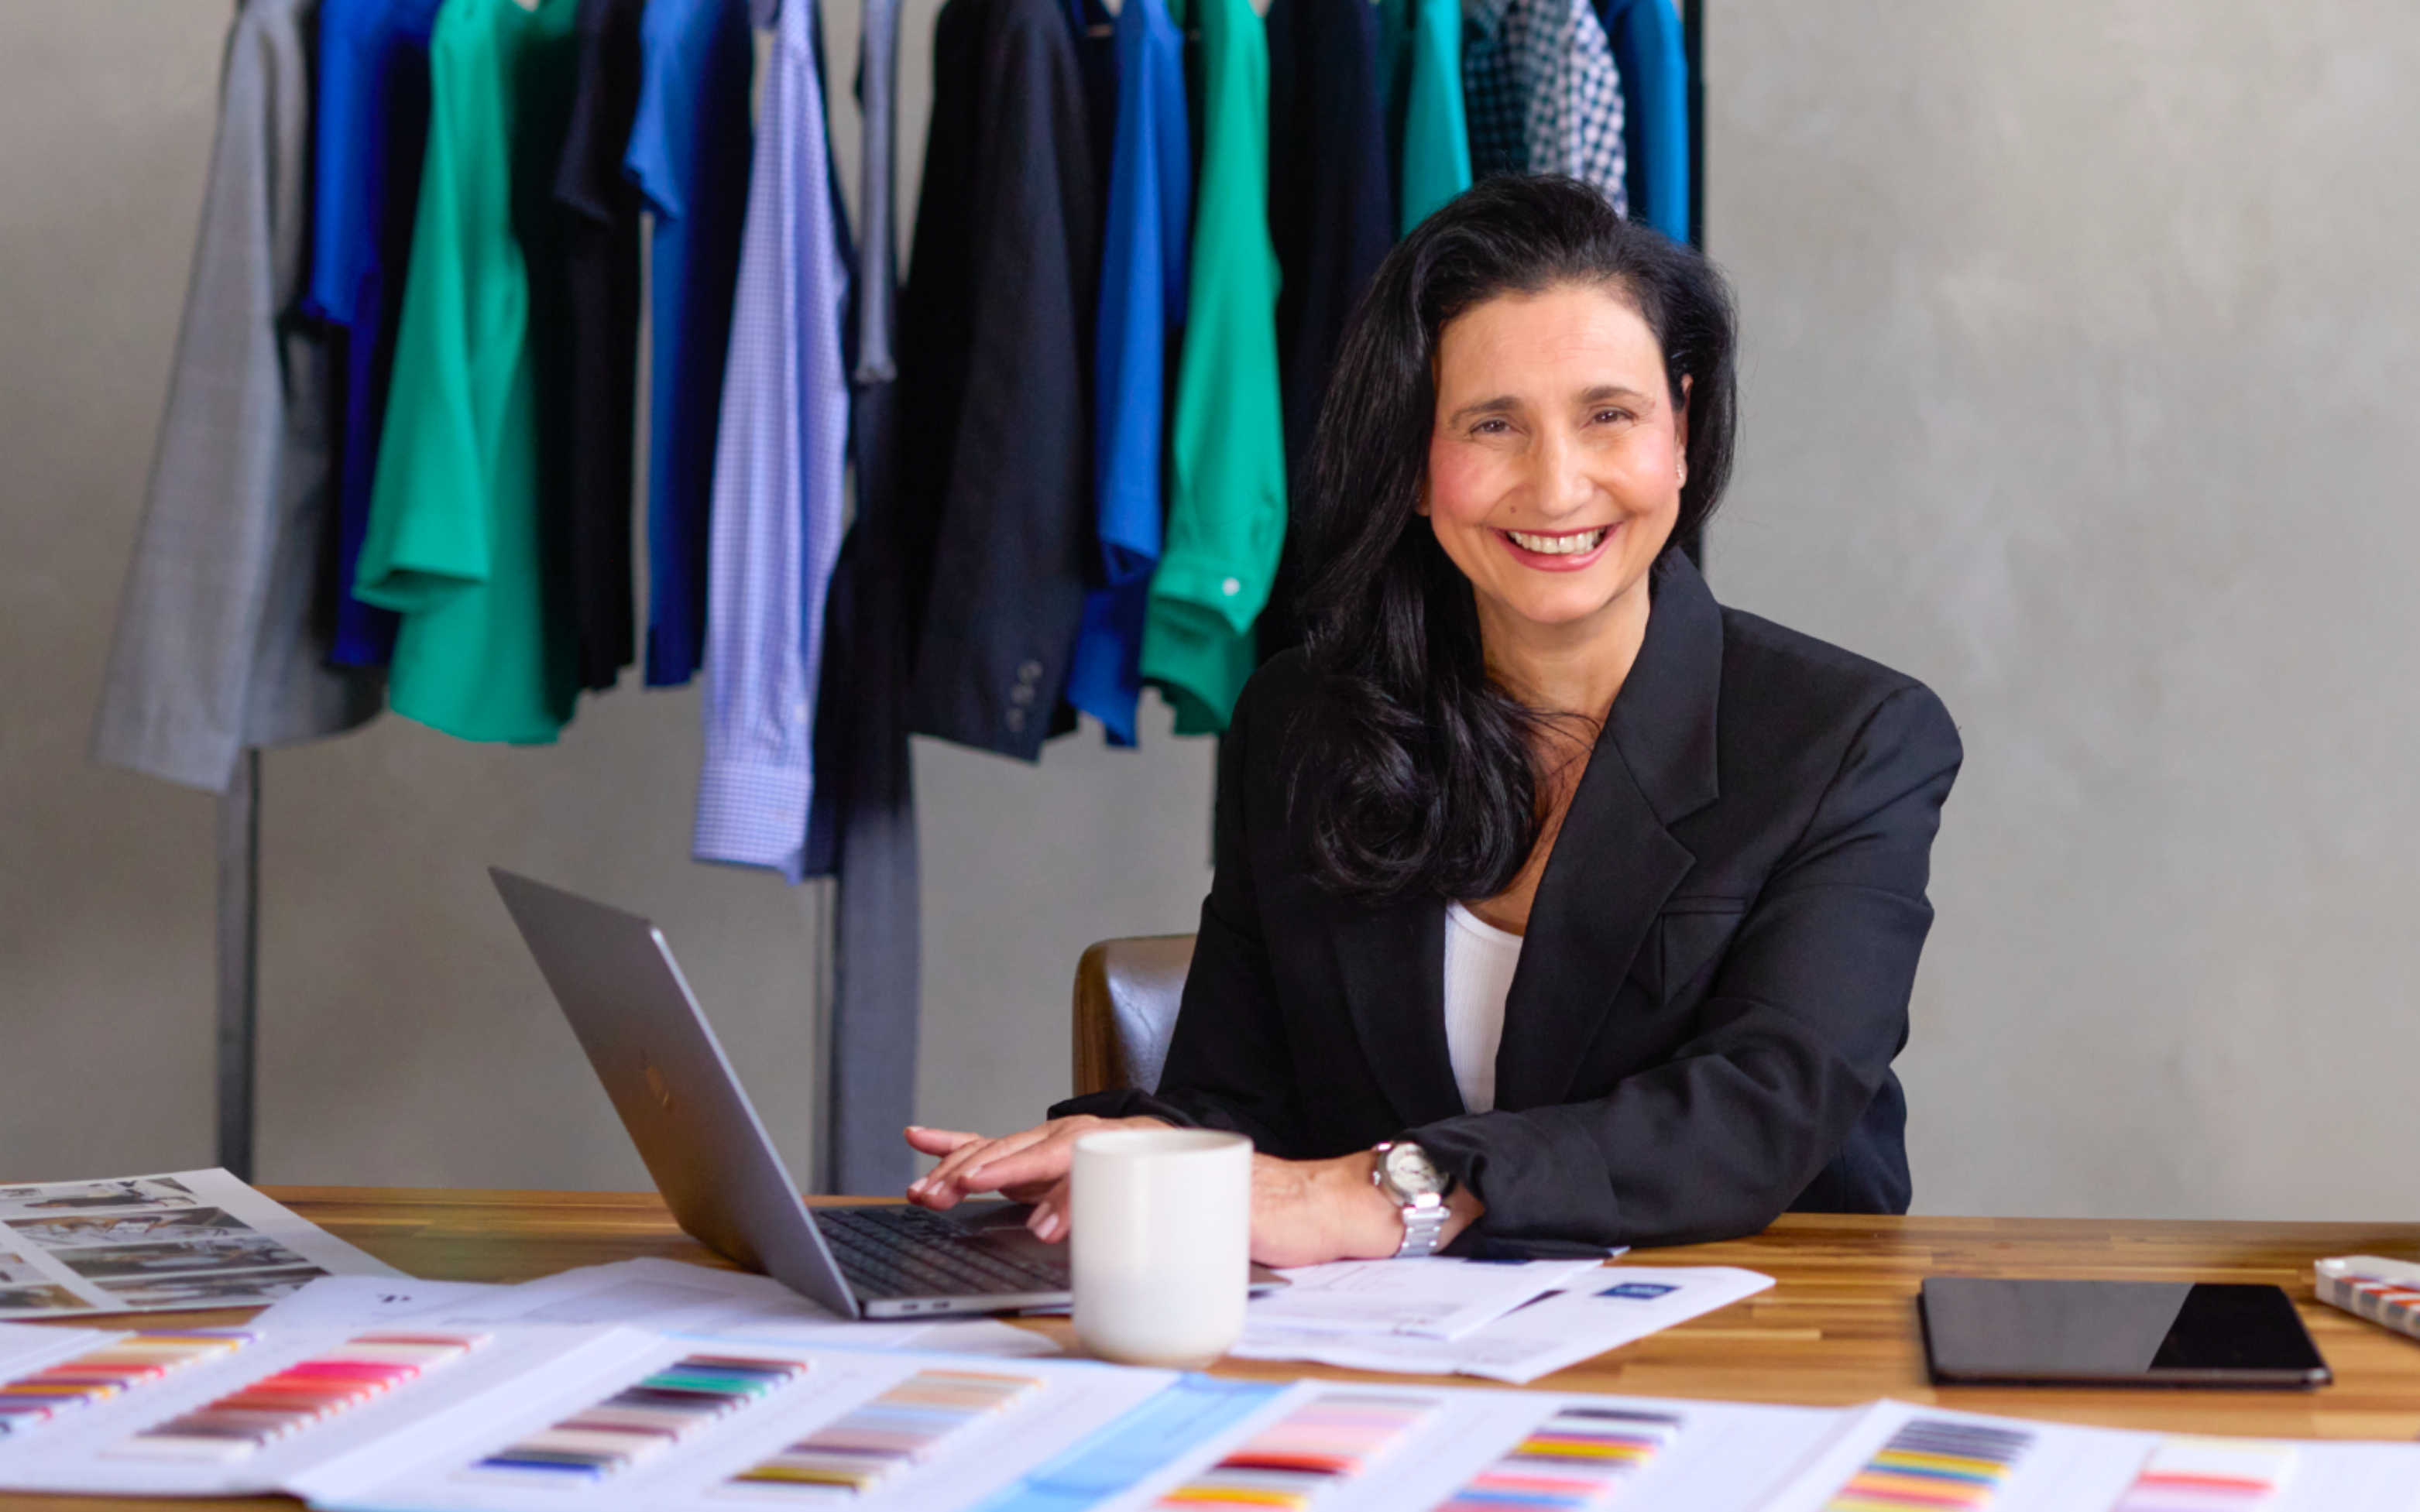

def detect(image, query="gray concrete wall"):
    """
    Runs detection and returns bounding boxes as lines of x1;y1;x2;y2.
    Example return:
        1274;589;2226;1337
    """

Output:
5;0;2416;1222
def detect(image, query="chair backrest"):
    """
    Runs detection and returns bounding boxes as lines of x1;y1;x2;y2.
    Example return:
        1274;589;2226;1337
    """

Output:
1071;934;1196;1096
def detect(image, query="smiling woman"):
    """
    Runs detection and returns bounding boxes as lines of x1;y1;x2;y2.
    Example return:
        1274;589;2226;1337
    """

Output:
903;177;1964;1264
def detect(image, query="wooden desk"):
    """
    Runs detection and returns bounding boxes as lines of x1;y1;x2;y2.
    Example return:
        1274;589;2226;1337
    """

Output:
7;1189;2420;1512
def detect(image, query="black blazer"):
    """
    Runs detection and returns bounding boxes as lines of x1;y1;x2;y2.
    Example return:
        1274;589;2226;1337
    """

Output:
894;0;1098;760
1057;553;1963;1252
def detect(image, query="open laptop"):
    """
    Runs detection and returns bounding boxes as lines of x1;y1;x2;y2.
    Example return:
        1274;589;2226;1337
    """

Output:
489;867;1076;1320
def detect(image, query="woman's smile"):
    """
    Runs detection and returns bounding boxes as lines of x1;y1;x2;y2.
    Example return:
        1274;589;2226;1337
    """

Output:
1499;523;1615;568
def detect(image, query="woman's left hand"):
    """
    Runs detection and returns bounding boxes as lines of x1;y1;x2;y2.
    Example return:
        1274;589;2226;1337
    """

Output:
1246;1150;1484;1267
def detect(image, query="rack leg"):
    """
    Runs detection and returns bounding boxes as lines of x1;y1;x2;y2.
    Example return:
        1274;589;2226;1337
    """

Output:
215;748;259;1181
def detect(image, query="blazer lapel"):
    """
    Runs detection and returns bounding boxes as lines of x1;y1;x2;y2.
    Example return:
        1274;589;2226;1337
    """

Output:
1493;553;1725;1109
1327;893;1467;1128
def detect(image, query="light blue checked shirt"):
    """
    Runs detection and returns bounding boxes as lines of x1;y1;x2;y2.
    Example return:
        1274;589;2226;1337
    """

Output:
693;0;851;881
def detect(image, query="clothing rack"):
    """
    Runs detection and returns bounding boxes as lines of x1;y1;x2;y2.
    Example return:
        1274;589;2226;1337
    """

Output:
209;0;1713;1188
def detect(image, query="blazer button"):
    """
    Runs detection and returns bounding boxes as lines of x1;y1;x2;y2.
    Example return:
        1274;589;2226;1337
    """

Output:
1017;660;1045;683
1005;707;1027;732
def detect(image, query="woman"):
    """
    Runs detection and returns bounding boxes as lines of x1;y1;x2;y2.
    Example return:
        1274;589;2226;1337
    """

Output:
905;176;1961;1263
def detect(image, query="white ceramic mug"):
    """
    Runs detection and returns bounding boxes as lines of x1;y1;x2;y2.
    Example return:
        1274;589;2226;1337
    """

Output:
1069;1128;1253;1366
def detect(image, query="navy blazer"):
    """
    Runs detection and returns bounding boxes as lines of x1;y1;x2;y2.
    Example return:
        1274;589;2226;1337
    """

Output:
1057;552;1963;1251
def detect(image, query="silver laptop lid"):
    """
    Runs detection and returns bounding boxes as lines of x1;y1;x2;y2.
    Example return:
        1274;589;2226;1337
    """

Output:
489;868;861;1318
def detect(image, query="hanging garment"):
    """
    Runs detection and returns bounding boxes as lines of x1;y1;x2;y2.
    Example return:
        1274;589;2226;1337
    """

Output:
801;0;922;1196
1259;0;1393;662
692;0;851;880
304;0;441;670
1464;0;1627;212
1601;0;1687;242
354;0;582;743
93;0;385;794
552;0;646;691
895;0;1100;761
625;0;754;688
1138;0;1284;735
1066;0;1190;748
1379;0;1471;231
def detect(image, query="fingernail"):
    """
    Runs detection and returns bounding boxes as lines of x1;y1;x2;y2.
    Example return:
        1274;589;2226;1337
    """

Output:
908;1179;928;1196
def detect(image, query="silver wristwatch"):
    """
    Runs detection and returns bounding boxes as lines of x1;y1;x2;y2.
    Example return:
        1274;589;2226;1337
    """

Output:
1372;1140;1455;1258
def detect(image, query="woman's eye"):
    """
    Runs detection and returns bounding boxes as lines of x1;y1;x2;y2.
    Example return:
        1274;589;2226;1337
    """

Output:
1471;418;1511;436
1592;408;1632;426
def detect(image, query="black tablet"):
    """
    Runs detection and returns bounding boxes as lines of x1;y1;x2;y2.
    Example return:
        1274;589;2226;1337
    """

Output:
1920;1277;2331;1388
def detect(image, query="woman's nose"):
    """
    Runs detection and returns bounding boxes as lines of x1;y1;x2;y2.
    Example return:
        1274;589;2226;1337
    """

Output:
1528;430;1595;519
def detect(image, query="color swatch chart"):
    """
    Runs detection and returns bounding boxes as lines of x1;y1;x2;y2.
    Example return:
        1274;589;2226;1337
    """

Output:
466;1354;811;1481
113;1332;486;1463
1821;1416;2035;1510
2109;1438;2295;1512
1434;1404;1685;1511
1154;1390;1436;1510
726;1367;1042;1496
0;1332;250;1438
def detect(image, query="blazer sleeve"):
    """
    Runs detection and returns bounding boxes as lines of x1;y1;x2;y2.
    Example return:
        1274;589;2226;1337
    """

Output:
1050;669;1306;1149
1409;683;1963;1250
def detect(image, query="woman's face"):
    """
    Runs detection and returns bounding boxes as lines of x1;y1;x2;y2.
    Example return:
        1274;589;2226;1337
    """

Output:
1422;283;1685;642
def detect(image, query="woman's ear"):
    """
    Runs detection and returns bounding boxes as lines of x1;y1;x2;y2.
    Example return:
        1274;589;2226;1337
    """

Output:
1414;474;1432;518
1674;373;1693;458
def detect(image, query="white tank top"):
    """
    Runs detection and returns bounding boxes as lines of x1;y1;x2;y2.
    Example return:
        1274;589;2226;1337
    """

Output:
1443;901;1524;1113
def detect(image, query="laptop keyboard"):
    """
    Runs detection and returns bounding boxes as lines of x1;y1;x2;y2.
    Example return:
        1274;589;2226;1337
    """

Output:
813;1206;1069;1301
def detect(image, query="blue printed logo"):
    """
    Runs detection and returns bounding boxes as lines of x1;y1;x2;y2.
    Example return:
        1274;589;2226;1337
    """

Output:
1598;1282;1680;1301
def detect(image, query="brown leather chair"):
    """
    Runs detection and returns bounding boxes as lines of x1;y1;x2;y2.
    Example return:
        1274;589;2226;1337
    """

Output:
1071;934;1196;1096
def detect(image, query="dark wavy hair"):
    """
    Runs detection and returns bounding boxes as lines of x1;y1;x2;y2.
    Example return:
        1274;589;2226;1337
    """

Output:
1292;175;1739;904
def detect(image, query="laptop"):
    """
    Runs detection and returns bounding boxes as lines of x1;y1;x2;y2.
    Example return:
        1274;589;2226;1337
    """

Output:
489;867;1077;1320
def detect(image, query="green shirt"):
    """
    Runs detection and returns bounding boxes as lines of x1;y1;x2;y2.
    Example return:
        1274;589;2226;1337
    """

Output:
1141;0;1286;735
355;0;579;743
1383;0;1472;232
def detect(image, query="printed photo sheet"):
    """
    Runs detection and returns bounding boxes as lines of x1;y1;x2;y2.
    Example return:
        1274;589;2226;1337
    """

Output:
1231;1264;1776;1383
0;1169;401;1319
1066;1377;1848;1512
293;1337;1176;1512
0;1321;633;1495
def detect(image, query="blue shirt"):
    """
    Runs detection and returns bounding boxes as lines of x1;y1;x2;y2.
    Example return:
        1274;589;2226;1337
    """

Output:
1065;0;1190;747
625;0;754;687
1602;0;1688;243
307;0;441;667
692;0;853;881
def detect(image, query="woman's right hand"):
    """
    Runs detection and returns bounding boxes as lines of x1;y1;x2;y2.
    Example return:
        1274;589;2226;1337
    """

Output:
902;1116;1169;1241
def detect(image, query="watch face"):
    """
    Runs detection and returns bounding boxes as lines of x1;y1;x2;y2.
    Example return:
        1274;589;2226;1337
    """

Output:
1384;1142;1445;1197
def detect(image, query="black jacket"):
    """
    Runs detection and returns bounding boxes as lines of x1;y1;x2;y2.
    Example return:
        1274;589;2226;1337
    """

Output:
1057;553;1963;1251
894;0;1098;759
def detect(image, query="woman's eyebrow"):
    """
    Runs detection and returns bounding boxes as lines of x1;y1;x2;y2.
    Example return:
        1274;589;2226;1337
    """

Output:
1445;395;1523;426
1578;383;1655;406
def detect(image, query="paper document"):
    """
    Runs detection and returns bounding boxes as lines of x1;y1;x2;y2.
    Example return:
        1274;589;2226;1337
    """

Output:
0;1169;402;1320
1079;1378;1848;1512
0;1322;637;1496
1231;1263;1775;1383
1243;1256;1605;1339
259;1260;1059;1358
295;1337;1172;1512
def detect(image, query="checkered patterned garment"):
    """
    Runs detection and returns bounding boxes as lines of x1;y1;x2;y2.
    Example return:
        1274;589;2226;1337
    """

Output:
1462;0;1628;211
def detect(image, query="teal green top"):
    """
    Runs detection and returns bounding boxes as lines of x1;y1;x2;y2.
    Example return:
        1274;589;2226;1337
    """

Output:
1386;0;1472;231
355;0;579;743
1141;0;1286;735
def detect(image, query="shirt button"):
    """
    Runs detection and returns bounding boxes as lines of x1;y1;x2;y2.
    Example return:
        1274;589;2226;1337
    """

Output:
1221;577;1241;596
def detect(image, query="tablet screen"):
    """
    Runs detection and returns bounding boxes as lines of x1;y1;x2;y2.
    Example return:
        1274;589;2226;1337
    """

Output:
1920;1277;2331;1387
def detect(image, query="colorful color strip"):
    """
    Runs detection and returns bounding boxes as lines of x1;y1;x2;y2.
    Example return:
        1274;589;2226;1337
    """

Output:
729;1368;1042;1495
1157;1391;1437;1510
112;1332;487;1462
2319;1270;2420;1336
1822;1417;2034;1511
2110;1437;2295;1512
0;1332;250;1438
467;1354;808;1480
1432;1405;1684;1511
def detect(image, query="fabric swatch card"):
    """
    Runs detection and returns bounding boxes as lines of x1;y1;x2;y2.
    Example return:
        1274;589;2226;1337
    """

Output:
296;1340;1176;1512
0;1169;402;1319
1079;1382;1845;1512
1755;1400;2159;1512
0;1322;635;1495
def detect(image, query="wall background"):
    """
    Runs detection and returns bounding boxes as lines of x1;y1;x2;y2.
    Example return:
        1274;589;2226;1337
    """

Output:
2;2;2413;1220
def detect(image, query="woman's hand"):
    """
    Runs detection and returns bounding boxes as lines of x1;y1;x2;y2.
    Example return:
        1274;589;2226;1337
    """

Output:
1246;1150;1483;1267
902;1117;1169;1240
